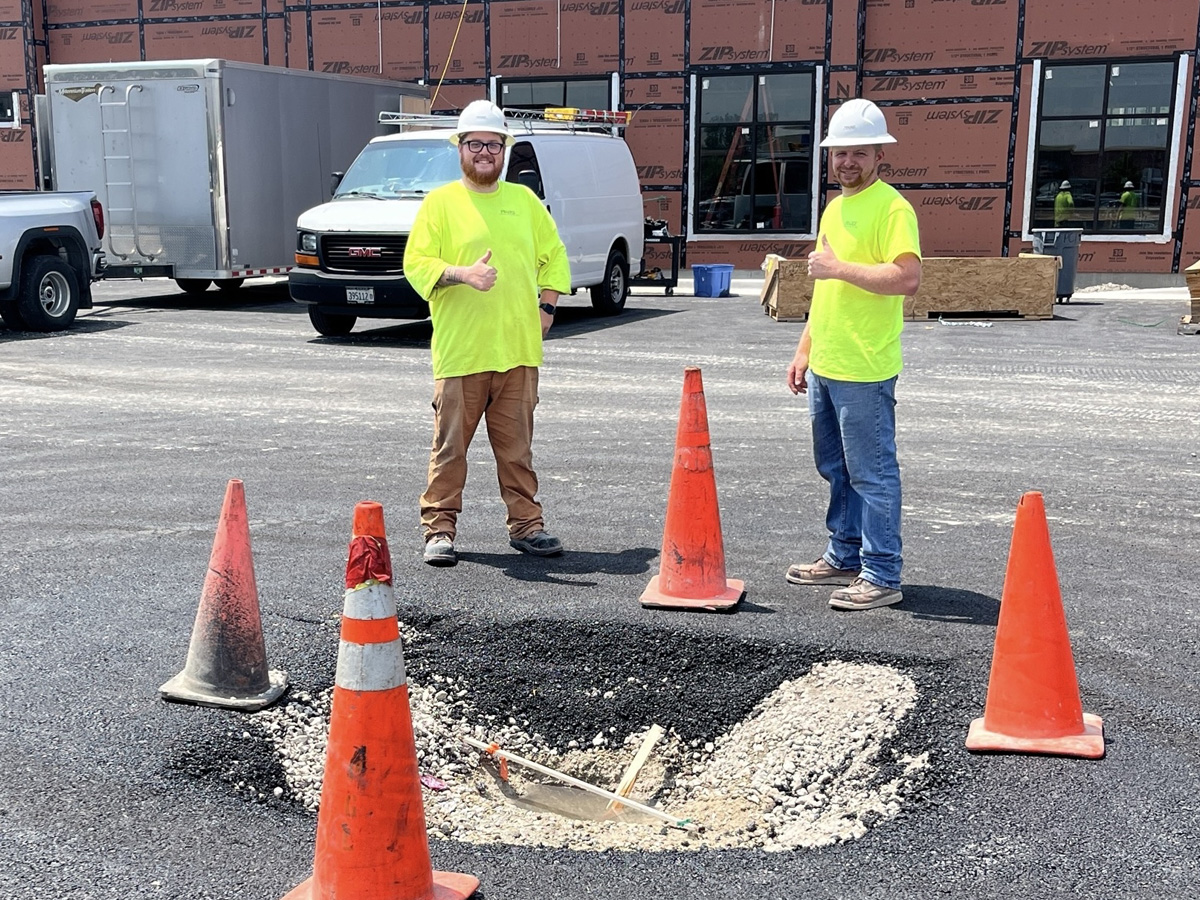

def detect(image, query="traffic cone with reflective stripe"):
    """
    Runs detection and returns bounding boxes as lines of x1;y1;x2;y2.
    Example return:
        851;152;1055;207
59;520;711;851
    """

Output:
282;501;478;900
966;491;1105;758
160;479;287;711
640;367;744;611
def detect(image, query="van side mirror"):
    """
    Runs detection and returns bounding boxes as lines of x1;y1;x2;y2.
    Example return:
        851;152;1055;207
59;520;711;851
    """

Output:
331;171;344;193
516;169;543;198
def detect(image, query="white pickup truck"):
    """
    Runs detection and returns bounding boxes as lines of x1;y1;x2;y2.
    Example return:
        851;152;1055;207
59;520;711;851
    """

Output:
0;191;106;332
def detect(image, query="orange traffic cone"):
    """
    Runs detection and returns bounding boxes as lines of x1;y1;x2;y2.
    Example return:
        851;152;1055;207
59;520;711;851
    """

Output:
640;366;744;611
282;501;479;900
966;491;1104;758
160;479;287;711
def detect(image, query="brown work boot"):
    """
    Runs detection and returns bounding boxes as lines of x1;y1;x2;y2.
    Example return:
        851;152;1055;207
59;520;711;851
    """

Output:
785;558;860;586
828;578;903;611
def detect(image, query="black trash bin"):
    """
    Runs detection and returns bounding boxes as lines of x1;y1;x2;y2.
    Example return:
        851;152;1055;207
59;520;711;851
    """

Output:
1032;228;1083;303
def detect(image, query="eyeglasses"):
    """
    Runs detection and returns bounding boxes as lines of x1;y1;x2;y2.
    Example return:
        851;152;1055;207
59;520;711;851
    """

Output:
462;139;506;154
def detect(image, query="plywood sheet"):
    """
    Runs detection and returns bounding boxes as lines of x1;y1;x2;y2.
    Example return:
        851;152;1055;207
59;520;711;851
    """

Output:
625;0;684;73
1075;242;1174;274
689;0;771;65
624;78;684;106
46;0;137;24
908;256;1055;319
0;23;25;90
428;4;485;81
864;0;1017;69
1178;192;1200;265
310;10;385;78
48;24;140;63
770;0;825;61
145;20;264;65
0;125;34;187
828;71;857;104
266;14;286;68
829;1;858;66
688;239;812;270
624;109;684;186
0;1;23;21
910;189;1007;257
491;0;560;74
143;0;263;18
284;10;308;69
885;103;1012;183
378;9;426;81
1024;0;1198;58
559;1;619;74
865;71;1015;103
430;82;487;114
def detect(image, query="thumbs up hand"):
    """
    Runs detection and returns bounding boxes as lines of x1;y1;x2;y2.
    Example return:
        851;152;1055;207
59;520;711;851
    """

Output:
462;250;498;291
807;235;841;281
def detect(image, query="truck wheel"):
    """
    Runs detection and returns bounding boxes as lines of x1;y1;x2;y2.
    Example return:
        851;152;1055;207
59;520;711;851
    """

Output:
176;278;211;295
214;278;245;292
16;255;80;332
308;306;356;336
590;248;628;315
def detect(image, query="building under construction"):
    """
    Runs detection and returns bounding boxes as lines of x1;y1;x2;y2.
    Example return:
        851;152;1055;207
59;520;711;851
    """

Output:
4;0;1199;276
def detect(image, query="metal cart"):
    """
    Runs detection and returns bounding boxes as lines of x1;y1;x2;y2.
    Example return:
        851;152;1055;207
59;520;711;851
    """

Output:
630;234;681;296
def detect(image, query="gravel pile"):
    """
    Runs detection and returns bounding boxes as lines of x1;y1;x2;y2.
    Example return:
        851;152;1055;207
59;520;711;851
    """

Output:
1075;282;1135;292
250;624;927;852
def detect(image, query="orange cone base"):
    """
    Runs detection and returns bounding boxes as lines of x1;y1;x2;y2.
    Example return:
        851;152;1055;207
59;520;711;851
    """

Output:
639;575;744;612
159;668;287;712
281;870;480;900
966;712;1105;759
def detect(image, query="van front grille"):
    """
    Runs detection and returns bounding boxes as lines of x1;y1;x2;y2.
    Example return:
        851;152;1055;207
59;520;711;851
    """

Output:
322;234;407;274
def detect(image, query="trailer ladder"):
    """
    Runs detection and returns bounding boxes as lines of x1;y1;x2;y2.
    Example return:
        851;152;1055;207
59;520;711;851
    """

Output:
98;84;156;262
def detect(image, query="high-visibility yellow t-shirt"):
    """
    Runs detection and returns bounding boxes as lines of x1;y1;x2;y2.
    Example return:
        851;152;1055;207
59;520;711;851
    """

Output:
808;179;921;383
403;180;570;379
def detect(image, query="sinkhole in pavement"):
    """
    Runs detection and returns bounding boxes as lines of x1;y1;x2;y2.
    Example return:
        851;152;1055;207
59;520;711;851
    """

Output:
246;616;933;852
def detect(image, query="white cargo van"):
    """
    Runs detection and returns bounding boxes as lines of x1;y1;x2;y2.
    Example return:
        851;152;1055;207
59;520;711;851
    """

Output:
289;110;644;336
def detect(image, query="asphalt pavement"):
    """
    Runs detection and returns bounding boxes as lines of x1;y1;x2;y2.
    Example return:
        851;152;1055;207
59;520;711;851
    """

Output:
1;275;1198;899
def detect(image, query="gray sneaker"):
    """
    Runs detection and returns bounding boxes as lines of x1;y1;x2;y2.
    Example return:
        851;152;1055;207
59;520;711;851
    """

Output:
786;558;860;585
423;533;457;567
509;530;563;557
829;578;902;610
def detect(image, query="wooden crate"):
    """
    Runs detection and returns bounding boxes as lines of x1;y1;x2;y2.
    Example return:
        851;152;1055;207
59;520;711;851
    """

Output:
760;257;812;321
762;254;1057;322
1184;260;1200;317
907;255;1057;320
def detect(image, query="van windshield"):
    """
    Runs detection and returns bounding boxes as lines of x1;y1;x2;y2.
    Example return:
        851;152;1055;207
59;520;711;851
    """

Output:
335;139;462;198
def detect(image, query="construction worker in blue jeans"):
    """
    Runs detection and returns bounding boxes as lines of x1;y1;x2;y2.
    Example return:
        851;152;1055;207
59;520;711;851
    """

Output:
784;98;922;610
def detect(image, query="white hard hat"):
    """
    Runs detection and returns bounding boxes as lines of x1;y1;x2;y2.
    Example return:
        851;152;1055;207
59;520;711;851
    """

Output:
1124;180;1135;189
450;100;514;147
820;99;897;147
1060;180;1071;190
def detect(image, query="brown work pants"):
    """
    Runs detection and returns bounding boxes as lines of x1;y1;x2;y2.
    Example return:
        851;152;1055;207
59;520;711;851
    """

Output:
420;366;543;541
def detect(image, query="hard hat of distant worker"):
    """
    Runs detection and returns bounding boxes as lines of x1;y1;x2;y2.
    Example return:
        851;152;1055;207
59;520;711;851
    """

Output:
1060;180;1071;190
1124;180;1135;189
451;100;514;147
819;98;897;147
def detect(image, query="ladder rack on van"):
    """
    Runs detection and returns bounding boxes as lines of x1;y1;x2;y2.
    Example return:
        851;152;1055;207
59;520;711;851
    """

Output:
378;107;629;135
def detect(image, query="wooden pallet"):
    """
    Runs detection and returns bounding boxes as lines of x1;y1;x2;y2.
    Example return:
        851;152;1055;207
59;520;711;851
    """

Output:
1184;260;1200;317
761;254;1058;322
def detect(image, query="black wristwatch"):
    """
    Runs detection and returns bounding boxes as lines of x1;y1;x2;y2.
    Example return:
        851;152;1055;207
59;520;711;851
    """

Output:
539;302;556;316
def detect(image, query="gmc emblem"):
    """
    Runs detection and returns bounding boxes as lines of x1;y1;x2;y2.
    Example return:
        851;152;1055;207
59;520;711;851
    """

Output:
347;247;383;258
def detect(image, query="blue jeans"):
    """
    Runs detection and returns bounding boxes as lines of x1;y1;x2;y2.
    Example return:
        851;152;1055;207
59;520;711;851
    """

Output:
807;373;902;589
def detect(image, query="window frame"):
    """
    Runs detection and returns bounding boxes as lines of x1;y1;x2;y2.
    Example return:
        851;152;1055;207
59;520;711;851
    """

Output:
1023;55;1186;243
495;76;615;114
687;67;822;241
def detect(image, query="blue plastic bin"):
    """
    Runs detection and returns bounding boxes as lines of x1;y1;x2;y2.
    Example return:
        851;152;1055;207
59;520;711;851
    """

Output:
692;263;734;297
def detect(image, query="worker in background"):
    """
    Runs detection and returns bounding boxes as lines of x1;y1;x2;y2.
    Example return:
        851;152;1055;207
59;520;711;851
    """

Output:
784;98;922;611
1054;180;1074;227
1120;180;1138;230
403;100;570;567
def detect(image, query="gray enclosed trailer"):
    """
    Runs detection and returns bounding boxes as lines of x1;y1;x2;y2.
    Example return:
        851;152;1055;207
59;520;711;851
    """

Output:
40;59;427;294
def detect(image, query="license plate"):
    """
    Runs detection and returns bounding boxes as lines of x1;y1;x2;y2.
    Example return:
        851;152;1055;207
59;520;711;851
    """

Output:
346;287;374;305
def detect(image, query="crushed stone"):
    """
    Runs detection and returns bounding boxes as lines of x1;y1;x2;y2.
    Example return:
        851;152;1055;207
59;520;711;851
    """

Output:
250;624;927;853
